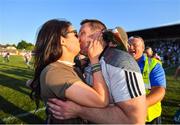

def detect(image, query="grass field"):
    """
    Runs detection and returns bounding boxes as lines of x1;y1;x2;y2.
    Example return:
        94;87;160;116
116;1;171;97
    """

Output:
0;55;180;124
0;55;46;124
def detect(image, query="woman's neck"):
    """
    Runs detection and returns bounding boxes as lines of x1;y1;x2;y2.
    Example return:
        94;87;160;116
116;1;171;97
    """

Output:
60;46;77;65
59;50;76;64
58;55;75;67
57;59;75;67
59;56;75;63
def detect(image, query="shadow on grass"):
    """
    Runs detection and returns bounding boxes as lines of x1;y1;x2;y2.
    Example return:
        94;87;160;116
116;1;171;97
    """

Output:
0;63;45;123
0;62;35;96
0;96;44;124
0;63;34;79
0;73;30;96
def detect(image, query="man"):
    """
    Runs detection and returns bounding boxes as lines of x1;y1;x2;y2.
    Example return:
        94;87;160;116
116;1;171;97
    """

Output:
145;46;153;58
48;19;146;124
128;36;166;124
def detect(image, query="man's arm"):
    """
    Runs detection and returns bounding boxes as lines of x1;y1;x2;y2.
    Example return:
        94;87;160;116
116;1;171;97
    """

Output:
146;87;165;107
48;95;146;124
147;63;166;107
79;95;146;124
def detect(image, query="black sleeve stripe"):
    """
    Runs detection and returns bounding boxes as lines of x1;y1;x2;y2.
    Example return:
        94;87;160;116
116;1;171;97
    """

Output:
125;70;133;98
129;72;138;97
133;72;142;96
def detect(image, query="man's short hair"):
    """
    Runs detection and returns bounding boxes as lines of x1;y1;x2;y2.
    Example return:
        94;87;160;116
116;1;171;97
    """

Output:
128;35;145;49
128;36;144;43
80;19;107;31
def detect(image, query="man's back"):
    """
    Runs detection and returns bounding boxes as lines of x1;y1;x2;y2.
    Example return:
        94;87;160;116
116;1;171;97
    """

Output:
103;48;140;72
85;47;145;103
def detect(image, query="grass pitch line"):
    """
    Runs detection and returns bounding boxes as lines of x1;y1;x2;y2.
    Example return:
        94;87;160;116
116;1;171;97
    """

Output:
2;107;45;122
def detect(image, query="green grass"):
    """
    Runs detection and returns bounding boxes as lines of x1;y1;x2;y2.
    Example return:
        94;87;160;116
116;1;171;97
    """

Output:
0;55;46;124
161;67;180;123
0;55;179;123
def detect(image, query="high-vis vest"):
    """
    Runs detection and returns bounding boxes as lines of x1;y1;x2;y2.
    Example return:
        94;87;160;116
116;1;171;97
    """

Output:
143;55;162;122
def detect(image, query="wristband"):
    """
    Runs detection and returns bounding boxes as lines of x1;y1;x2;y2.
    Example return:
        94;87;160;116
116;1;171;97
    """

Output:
91;63;101;73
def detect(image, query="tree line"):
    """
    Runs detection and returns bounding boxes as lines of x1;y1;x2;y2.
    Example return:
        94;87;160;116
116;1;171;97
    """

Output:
4;40;35;51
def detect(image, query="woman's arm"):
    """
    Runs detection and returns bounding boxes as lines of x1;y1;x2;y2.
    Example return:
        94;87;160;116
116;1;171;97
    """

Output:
65;70;109;108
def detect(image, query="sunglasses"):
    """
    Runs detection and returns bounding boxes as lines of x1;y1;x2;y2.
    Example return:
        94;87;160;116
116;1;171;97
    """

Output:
65;30;78;38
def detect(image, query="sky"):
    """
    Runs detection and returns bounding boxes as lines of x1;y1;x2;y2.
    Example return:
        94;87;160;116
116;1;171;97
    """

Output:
0;0;180;45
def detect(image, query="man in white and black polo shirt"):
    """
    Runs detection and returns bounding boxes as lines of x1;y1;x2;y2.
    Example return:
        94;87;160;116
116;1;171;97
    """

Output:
48;19;146;124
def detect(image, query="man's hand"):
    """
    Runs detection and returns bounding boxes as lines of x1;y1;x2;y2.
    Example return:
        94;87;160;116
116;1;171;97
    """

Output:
47;98;81;120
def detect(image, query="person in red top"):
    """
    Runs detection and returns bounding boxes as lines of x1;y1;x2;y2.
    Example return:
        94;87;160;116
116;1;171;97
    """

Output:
145;46;161;61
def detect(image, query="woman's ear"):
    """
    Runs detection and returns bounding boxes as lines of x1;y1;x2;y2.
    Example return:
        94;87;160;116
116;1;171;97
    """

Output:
60;36;66;46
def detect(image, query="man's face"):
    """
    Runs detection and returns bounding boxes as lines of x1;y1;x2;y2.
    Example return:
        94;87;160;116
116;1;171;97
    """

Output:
128;38;144;61
78;23;98;55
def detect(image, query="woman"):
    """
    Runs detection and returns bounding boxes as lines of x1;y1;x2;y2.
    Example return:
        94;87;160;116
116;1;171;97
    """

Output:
30;19;109;123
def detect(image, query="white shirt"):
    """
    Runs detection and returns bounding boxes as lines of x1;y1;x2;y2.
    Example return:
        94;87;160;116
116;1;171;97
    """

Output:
84;57;145;104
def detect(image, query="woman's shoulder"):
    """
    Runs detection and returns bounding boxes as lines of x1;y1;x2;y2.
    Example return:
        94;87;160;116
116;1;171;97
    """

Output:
40;62;58;75
41;61;81;86
45;61;70;70
42;61;80;81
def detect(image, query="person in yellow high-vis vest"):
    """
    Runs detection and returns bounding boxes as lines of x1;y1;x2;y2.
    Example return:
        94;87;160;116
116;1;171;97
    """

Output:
128;36;166;124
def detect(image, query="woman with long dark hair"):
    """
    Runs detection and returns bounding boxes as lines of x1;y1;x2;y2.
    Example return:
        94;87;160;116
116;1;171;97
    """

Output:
30;19;109;123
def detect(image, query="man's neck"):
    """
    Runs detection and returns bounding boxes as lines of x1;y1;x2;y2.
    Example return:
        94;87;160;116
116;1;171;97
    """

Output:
136;55;144;62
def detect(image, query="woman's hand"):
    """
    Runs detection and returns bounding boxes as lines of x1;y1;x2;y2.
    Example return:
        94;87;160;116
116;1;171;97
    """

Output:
88;33;104;64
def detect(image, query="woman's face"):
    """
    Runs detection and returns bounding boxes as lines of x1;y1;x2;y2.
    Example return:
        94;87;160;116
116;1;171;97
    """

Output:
63;26;80;56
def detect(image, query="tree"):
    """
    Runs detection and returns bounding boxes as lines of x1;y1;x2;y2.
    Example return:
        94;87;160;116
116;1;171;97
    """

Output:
17;40;27;49
26;43;34;50
12;44;16;48
17;40;34;50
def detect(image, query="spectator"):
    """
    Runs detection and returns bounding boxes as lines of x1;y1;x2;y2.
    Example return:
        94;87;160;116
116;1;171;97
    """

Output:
128;36;166;124
145;46;153;58
24;52;32;68
152;52;161;61
145;39;180;67
2;51;6;62
4;52;10;62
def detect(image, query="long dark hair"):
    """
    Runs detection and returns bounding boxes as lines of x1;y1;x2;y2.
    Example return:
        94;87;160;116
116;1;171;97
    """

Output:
30;19;71;108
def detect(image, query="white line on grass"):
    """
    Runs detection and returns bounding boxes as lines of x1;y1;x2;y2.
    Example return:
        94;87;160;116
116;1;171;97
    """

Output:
2;107;45;122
